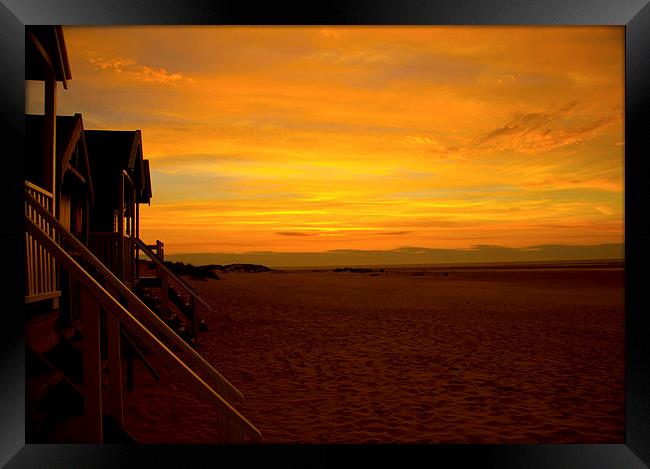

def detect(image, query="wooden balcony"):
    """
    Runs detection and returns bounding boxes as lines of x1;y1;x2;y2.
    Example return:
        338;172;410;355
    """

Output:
25;181;60;303
88;232;136;287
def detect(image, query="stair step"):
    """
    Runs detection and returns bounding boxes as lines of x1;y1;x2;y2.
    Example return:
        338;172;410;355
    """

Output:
25;310;61;355
66;333;83;350
61;325;81;341
169;294;192;315
31;378;85;420
26;345;56;377
137;276;161;288
103;415;138;443
43;338;84;386
27;369;64;402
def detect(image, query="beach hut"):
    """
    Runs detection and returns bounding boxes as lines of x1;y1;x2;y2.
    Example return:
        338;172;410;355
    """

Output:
24;26;71;307
26;113;94;333
24;26;260;444
26;113;94;242
83;130;208;341
84;129;151;286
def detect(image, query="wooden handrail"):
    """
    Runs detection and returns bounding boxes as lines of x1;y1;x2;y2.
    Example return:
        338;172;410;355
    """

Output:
25;180;54;199
25;214;261;441
122;169;135;188
134;238;213;312
25;189;244;405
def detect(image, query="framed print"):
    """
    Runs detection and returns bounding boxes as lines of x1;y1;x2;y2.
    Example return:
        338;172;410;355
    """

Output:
1;1;649;467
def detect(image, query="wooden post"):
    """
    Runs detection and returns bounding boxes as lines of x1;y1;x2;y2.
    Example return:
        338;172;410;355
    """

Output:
157;240;164;261
131;187;136;237
106;301;124;425
80;285;103;443
118;173;125;281
27;29;57;208
135;201;139;281
126;343;134;391
155;240;162;269
156;240;167;318
84;196;90;245
131;187;136;284
44;71;56;208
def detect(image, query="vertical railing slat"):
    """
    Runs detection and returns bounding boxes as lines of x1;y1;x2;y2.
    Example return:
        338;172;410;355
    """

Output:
30;234;36;295
44;216;51;292
25;183;56;299
26;232;32;295
38;214;44;294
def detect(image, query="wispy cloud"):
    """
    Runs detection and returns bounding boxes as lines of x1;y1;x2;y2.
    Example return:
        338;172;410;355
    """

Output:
89;56;193;85
406;101;619;160
478;103;617;154
276;232;319;237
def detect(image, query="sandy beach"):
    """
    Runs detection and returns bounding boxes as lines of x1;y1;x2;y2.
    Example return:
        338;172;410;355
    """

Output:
122;262;624;443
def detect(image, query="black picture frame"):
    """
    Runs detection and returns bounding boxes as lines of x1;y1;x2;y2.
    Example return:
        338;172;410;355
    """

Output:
1;1;649;467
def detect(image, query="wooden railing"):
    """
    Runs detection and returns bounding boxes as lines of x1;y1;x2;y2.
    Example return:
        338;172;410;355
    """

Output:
25;181;59;303
25;190;259;442
89;232;135;286
135;238;214;342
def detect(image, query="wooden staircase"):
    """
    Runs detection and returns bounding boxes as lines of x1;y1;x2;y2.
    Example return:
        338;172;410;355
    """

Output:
25;187;262;443
26;345;138;443
132;238;211;347
134;277;193;343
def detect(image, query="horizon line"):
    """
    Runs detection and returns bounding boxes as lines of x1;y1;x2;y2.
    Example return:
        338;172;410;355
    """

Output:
163;242;624;257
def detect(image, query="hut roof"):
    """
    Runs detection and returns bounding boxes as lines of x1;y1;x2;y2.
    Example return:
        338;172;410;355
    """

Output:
84;130;142;172
84;130;152;204
142;159;153;203
26;26;72;88
25;113;93;202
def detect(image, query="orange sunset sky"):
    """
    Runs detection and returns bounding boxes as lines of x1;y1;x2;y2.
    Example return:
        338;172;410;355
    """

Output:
26;26;624;260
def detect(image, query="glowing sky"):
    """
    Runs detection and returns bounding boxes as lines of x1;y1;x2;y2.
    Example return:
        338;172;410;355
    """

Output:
27;26;624;256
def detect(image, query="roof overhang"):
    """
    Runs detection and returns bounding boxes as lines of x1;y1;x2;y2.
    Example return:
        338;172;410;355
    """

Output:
59;114;94;204
26;26;72;88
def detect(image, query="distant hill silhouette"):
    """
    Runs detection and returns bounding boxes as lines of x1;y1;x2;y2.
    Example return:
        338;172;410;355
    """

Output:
162;261;273;278
334;267;384;273
163;261;220;280
212;264;273;273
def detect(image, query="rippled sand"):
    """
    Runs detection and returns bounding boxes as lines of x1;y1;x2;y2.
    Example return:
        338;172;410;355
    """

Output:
123;264;624;443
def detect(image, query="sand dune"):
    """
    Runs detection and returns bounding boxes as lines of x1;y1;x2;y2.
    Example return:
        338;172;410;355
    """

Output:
122;264;624;443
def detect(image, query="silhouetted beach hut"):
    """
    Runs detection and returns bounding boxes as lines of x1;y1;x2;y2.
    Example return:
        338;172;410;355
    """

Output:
24;25;260;444
26;113;94;242
26;113;95;331
25;26;72;307
84;130;151;285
